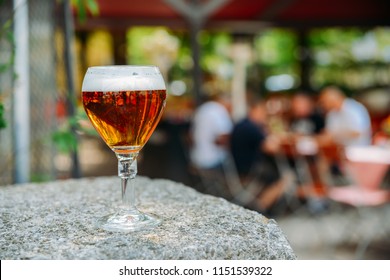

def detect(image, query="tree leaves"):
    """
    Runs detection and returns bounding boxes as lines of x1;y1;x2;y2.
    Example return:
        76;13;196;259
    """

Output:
51;129;78;154
71;0;99;23
0;103;6;129
0;18;15;74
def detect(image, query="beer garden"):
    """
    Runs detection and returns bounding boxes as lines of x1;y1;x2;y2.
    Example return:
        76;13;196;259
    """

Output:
1;0;390;183
1;0;390;260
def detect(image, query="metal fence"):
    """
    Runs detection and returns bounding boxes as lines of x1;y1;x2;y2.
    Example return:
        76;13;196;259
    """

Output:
29;0;57;182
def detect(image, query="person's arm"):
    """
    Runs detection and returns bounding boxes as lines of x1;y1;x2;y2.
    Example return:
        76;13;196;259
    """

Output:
262;134;281;154
215;134;230;147
214;106;233;147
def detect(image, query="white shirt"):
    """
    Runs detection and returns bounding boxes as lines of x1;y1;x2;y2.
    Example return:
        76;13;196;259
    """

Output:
190;101;233;169
326;98;371;146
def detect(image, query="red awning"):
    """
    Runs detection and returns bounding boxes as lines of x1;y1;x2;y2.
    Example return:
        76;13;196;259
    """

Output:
75;0;390;31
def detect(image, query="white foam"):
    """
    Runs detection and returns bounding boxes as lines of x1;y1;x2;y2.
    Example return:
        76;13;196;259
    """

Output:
81;66;166;92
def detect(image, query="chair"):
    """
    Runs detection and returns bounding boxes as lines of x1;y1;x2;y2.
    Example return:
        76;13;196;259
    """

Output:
222;153;264;208
188;162;232;199
273;138;329;214
222;152;298;215
327;145;390;258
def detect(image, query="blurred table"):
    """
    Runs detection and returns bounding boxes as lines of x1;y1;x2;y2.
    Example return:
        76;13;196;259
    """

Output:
278;136;341;198
0;176;296;260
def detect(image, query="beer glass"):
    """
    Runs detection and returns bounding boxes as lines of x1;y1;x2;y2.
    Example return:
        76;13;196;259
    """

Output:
81;66;166;232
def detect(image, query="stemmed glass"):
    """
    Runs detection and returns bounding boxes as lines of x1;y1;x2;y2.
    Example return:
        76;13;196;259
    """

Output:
81;66;167;232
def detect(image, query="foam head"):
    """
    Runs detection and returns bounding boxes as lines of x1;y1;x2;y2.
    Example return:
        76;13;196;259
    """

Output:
82;65;166;92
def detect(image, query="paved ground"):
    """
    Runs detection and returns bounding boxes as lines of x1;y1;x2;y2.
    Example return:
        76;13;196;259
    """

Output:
275;203;390;259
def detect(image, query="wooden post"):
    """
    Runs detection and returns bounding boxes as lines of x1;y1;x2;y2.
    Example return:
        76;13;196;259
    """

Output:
189;22;202;106
63;0;81;178
298;29;311;92
164;0;230;106
112;30;128;65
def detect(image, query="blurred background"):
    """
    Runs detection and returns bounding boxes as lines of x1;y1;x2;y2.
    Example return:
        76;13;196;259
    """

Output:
1;0;390;259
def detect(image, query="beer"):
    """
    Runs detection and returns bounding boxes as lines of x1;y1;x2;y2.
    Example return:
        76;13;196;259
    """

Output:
82;90;166;153
81;66;166;232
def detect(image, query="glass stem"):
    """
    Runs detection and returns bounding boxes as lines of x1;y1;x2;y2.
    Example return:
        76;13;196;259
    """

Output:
117;153;138;212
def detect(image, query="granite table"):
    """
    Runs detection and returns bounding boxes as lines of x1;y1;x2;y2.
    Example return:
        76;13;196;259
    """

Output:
0;176;296;260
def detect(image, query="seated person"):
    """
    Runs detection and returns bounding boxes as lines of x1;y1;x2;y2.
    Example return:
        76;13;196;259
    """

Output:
318;86;372;185
189;92;233;195
190;92;232;170
288;92;326;194
318;86;372;147
230;100;287;213
290;92;325;136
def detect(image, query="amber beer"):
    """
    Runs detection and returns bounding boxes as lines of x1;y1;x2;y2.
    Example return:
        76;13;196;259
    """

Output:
82;90;166;153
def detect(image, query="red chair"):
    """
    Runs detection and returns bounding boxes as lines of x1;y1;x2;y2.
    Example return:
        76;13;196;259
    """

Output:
327;145;390;258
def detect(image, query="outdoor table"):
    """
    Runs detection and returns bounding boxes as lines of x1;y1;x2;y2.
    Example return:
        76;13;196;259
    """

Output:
0;176;296;260
278;136;339;198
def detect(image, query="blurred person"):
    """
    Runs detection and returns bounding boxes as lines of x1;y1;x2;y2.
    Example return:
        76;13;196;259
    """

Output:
189;92;233;171
290;92;325;136
288;93;328;208
230;100;288;213
265;94;289;135
318;86;372;186
319;86;372;147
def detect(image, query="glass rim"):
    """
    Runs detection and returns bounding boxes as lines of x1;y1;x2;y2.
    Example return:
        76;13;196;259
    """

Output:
85;65;163;77
82;65;166;91
86;65;160;71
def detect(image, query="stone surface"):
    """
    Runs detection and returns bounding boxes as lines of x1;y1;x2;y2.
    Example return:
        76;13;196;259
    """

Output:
0;176;296;260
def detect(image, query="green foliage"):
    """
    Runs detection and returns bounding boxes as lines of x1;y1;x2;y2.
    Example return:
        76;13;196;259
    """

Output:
199;31;232;75
0;103;6;129
0;18;15;74
169;32;192;80
30;173;52;183
0;2;15;131
71;0;99;23
51;107;97;154
255;29;298;67
309;28;364;66
253;27;390;91
308;27;390;90
127;27;236;91
254;28;299;89
52;129;78;154
127;27;161;65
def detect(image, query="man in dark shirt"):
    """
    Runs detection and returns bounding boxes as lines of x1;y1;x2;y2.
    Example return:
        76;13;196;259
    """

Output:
230;101;287;212
230;117;266;176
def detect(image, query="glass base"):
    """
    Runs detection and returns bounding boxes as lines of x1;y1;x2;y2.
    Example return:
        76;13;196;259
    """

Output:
97;209;161;232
